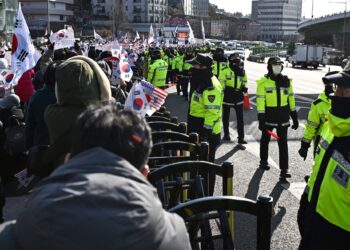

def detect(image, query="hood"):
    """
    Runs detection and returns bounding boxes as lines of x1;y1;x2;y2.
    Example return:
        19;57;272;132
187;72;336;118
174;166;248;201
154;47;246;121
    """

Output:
9;147;189;250
213;53;227;63
55;56;111;106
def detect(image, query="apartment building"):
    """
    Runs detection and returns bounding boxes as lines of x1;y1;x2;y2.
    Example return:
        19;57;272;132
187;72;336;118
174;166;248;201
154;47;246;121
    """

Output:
254;0;302;42
21;0;74;35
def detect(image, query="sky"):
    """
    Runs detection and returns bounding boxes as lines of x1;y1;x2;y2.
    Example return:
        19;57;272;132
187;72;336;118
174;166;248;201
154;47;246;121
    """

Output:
209;0;348;19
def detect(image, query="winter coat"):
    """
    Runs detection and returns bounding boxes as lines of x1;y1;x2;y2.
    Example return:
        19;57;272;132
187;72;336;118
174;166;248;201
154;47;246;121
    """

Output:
25;85;56;149
0;147;191;250
45;56;112;145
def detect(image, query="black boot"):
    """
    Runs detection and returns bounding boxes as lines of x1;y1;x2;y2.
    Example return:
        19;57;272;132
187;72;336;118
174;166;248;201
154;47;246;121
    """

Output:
259;161;270;170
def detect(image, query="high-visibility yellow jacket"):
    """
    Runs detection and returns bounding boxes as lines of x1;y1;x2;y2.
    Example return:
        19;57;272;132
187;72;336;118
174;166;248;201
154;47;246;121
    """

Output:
189;76;224;134
302;92;331;146
219;67;248;105
256;75;296;127
147;59;168;87
306;113;350;232
212;60;228;79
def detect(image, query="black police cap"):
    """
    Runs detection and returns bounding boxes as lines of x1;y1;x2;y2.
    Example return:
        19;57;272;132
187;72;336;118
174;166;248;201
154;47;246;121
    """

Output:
268;57;283;65
323;63;350;87
186;53;213;67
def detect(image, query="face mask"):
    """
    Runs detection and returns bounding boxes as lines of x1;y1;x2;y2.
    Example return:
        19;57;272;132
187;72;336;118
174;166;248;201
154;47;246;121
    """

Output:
325;85;334;97
330;95;350;118
272;65;282;75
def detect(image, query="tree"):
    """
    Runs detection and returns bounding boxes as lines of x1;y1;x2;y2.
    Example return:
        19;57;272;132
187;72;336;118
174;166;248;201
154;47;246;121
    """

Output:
110;0;128;38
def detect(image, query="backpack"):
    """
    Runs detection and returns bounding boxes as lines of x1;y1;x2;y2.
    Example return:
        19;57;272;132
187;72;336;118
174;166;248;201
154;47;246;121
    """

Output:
4;116;26;156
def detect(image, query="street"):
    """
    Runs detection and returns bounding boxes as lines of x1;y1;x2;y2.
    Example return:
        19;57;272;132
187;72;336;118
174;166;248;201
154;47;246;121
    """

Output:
163;58;342;249
2;58;342;250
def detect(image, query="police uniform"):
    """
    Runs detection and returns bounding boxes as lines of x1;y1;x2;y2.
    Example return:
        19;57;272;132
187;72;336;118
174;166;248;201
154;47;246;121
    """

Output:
298;68;350;249
219;62;247;142
187;54;224;164
256;57;298;178
173;52;184;94
300;92;331;157
178;51;194;100
212;48;228;79
147;57;168;88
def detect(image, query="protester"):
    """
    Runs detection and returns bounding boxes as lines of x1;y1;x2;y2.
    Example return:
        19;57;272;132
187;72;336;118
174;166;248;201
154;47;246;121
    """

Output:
14;69;35;106
41;56;112;175
0;104;191;250
25;62;57;149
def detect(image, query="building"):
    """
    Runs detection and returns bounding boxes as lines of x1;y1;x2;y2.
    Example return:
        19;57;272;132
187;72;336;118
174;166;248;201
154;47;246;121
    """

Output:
0;0;18;41
254;0;302;42
210;19;230;38
91;0;167;33
193;0;208;17
21;0;74;36
251;0;258;22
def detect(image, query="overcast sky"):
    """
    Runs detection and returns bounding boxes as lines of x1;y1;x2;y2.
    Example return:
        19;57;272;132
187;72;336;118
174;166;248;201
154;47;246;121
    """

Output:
209;0;348;19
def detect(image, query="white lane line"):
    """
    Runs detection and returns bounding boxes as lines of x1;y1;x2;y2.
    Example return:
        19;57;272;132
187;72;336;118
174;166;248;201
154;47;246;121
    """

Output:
280;182;306;200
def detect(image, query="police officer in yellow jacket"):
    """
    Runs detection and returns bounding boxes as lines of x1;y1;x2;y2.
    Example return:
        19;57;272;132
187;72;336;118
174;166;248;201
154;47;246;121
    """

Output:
298;66;350;249
187;53;223;163
212;47;228;79
147;49;168;88
177;48;194;100
256;57;298;180
298;72;335;160
219;53;248;143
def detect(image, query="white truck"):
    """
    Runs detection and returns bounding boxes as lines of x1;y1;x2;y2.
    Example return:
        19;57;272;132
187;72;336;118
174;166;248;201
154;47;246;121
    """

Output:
288;45;326;69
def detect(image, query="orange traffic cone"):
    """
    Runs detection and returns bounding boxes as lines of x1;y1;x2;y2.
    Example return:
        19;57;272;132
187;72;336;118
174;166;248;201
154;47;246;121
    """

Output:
243;93;252;110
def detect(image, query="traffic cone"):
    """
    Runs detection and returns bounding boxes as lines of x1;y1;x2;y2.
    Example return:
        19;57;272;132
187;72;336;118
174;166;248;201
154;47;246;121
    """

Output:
243;93;252;110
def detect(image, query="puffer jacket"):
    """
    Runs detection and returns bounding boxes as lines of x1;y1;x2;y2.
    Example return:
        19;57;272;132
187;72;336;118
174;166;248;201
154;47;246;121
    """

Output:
0;147;191;250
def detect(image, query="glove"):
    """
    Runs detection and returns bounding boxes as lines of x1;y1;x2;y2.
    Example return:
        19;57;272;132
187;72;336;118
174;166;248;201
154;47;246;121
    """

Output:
298;141;310;160
202;127;212;141
258;113;266;131
290;110;299;130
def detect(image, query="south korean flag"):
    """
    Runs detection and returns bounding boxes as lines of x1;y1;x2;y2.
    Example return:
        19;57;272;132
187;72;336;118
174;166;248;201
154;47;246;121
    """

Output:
11;4;37;86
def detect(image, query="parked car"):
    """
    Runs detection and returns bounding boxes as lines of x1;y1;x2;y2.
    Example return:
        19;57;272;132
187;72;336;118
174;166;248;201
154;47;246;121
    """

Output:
235;47;245;60
341;56;350;68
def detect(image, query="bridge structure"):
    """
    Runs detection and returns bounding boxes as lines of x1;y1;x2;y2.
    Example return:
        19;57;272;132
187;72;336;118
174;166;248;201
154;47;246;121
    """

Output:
298;11;350;55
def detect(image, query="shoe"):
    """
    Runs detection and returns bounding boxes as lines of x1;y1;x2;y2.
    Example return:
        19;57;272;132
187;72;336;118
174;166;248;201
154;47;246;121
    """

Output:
238;139;247;144
222;134;231;141
259;161;270;170
280;170;291;179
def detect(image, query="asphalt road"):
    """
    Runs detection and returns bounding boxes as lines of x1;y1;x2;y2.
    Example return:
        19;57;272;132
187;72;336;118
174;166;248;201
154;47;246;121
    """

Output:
2;56;342;249
163;59;342;250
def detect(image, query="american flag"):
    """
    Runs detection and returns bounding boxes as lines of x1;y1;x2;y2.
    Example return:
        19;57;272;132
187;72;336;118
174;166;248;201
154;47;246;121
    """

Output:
141;80;168;115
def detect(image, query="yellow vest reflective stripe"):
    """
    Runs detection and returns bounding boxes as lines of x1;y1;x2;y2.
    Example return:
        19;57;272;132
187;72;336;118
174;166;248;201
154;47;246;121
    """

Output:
219;67;247;89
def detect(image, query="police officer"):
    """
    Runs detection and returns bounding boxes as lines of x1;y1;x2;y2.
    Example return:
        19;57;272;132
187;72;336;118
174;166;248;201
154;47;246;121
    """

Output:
147;49;168;88
173;48;184;95
298;71;335;160
256;57;298;180
219;53;248;143
212;47;228;79
187;53;223;163
298;66;350;249
178;48;194;100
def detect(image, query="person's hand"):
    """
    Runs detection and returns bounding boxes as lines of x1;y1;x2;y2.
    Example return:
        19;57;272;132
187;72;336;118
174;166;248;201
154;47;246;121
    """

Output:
74;41;81;51
48;42;55;51
291;120;299;130
201;127;212;141
298;141;310;160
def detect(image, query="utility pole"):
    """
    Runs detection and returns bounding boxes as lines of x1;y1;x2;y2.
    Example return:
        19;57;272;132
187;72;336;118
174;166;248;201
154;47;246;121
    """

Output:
47;0;50;33
112;0;115;38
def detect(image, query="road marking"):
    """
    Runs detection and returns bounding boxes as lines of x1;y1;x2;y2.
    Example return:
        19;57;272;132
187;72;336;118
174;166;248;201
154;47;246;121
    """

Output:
280;182;306;200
